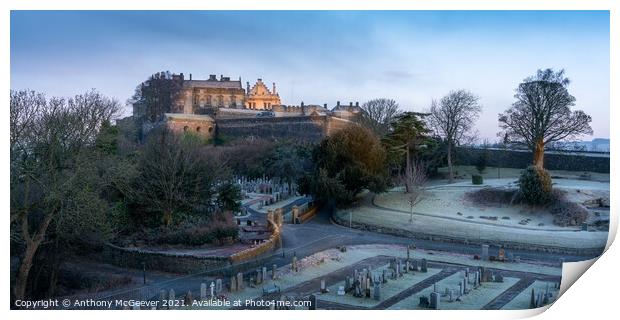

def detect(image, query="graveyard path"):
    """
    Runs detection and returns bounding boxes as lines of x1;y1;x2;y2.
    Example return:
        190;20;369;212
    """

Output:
481;278;536;310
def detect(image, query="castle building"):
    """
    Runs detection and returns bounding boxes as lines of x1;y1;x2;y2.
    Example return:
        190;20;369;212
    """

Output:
175;74;246;115
245;78;281;110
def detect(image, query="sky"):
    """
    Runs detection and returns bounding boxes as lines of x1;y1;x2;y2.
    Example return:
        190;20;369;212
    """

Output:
10;10;610;141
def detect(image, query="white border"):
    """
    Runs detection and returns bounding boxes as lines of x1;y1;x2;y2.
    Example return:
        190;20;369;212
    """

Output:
2;1;617;320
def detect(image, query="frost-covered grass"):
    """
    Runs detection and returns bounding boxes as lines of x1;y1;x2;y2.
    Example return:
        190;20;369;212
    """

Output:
317;265;442;307
338;202;608;249
501;280;559;310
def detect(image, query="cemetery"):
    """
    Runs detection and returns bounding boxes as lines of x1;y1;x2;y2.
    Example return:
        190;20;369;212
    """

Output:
156;244;562;310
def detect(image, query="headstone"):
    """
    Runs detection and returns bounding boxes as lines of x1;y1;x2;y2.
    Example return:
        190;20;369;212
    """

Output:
272;264;278;280
168;289;175;309
373;282;381;300
338;286;345;296
345;277;352;291
366;278;371;298
411;259;418;271
184;290;193;305
433;283;438;293
200;283;207;300
449;289;454;302
419;296;430;308
495;273;504;283
405;261;410;273
159;289;168;309
210;281;215;298
236;272;244;290
292;256;298;272
382;269;388;283
320;279;327;293
215;278;223;294
420;259;428;272
481;244;489;260
262;266;268;282
309;294;317;310
530;289;536;308
459;282;464;295
430;292;441;310
407;246;411;261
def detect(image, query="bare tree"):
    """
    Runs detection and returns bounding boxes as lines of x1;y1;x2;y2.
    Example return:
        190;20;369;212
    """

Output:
401;160;427;223
498;68;592;168
428;90;482;183
10;89;119;301
358;98;401;136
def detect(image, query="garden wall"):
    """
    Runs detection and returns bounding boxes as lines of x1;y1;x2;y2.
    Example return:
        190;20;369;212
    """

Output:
456;147;609;173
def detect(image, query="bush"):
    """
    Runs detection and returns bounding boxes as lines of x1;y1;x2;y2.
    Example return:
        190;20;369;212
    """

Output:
549;192;589;227
519;165;552;205
472;174;483;185
465;187;517;206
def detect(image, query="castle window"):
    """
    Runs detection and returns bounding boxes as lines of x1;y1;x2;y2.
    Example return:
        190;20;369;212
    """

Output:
183;126;189;132
196;127;201;132
208;127;214;133
207;95;212;106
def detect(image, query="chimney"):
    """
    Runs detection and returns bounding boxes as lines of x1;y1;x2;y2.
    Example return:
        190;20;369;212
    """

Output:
209;74;216;81
337;101;340;106
246;81;250;92
355;102;359;107
301;101;305;107
349;102;353;107
324;103;327;108
189;73;192;80
272;82;276;94
179;72;184;80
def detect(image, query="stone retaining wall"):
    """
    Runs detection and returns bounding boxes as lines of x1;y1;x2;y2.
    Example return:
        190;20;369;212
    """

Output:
332;211;605;256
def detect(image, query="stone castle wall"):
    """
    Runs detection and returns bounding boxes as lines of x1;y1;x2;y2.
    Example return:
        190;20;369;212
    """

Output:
216;115;354;142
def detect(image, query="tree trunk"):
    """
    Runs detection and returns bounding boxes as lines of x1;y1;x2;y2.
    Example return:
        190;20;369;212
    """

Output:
405;145;411;193
14;242;38;301
533;139;545;169
447;143;454;183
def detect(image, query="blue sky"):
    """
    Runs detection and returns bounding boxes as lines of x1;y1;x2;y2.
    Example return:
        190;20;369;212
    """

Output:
10;10;610;140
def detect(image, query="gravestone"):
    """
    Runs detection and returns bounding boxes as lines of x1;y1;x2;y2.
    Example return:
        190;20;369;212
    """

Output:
530;289;536;308
373;282;381;300
382;269;388;284
309;294;317;310
262;266;268;282
481;244;489;261
419;296;430;308
237;272;244;290
405;261;410;274
320;279;327;293
411;259;418;271
159;289;168;310
215;278;222;294
256;269;263;285
168;289;175;309
200;283;207;300
449;289;454;302
210;282;215;298
230;276;237;292
495;273;504;283
185;290;193;305
430;292;441;310
292;256;298;272
345;277;352;291
338;286;345;296
272;264;278;280
420;259;428;272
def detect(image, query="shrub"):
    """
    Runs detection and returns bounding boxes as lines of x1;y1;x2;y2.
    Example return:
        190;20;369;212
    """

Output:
472;174;483;185
475;152;488;173
549;194;589;227
465;187;517;206
519;165;552;205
